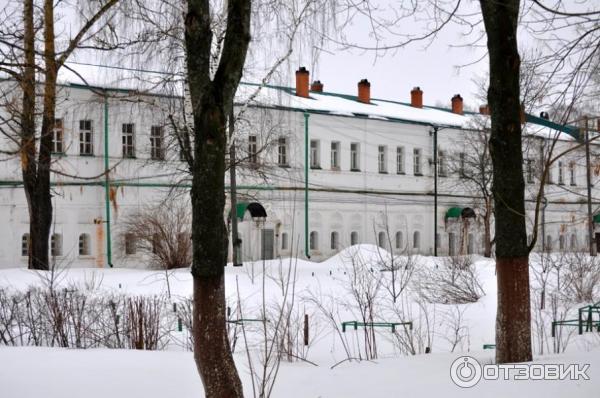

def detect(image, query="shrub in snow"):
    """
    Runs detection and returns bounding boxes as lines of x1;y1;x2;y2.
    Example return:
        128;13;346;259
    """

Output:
415;256;484;304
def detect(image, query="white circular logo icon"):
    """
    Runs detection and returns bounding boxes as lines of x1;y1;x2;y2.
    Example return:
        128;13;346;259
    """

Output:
450;356;482;388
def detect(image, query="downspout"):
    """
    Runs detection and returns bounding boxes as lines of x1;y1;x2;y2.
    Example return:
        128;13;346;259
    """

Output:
431;126;439;256
304;112;310;258
104;94;113;267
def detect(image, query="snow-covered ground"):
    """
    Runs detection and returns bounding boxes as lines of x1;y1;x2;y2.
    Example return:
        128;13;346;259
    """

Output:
0;245;598;397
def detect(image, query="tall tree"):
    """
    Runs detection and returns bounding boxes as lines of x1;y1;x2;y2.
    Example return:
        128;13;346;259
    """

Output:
184;0;251;396
479;0;532;363
2;0;119;270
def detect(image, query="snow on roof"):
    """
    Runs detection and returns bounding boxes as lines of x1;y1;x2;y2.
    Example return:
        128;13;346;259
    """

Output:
235;83;469;128
55;62;578;140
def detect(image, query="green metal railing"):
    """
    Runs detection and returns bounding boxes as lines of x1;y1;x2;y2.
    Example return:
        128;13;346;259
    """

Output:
341;321;413;333
551;300;600;337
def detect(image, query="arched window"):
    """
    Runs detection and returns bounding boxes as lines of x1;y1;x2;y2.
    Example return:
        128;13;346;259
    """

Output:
330;231;339;250
559;235;565;251
21;234;30;257
125;233;137;255
350;231;359;246
395;232;403;250
378;232;386;249
413;231;421;250
79;233;91;256
51;233;62;257
570;234;577;251
309;231;319;251
281;232;289;250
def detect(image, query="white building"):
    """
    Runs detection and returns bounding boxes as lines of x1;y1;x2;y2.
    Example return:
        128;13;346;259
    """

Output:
0;69;598;268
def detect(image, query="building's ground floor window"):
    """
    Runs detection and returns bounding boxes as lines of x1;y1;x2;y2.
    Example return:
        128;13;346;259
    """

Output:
350;231;359;246
309;231;319;251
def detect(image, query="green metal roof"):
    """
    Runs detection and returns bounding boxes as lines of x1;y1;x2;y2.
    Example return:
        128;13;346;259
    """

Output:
445;207;463;219
233;202;251;221
594;214;600;224
525;113;579;139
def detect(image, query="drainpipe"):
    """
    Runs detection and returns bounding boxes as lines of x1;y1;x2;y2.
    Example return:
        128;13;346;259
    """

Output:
104;94;113;267
431;126;439;256
304;112;310;258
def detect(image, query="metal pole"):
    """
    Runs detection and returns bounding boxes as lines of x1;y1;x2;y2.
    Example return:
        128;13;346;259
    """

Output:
304;112;310;258
540;139;546;253
229;105;242;266
584;116;596;256
103;94;113;267
432;126;438;256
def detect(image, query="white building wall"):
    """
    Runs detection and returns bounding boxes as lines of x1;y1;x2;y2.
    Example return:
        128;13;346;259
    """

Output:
1;82;599;268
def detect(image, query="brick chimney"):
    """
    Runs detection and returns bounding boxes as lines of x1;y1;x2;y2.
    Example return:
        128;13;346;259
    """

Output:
479;104;490;115
358;79;371;104
310;80;323;93
451;94;463;115
411;87;423;108
295;67;309;98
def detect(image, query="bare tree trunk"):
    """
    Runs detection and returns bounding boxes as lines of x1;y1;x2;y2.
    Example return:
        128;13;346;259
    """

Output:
193;275;242;397
185;0;250;395
483;199;492;258
480;0;532;363
21;0;52;270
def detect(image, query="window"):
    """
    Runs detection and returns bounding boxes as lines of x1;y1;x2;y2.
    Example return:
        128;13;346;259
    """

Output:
467;234;474;255
378;232;386;248
396;147;405;174
52;118;64;154
278;137;288;166
413;231;421;250
526;159;534;184
459;153;466;177
395;231;403;250
309;231;319;251
310;140;320;168
122;123;135;158
546;235;553;252
378;145;387;173
558;161;564;184
79;233;91;256
569;162;576;185
150;126;164;160
350;142;360;171
350;231;359;246
413;148;422;175
331;141;340;170
559;234;565;251
448;232;456;256
21;234;30;257
330;231;339;250
125;233;137;255
248;135;258;164
547;165;554;184
51;233;62;257
281;232;289;250
79;120;93;155
438;150;447;177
